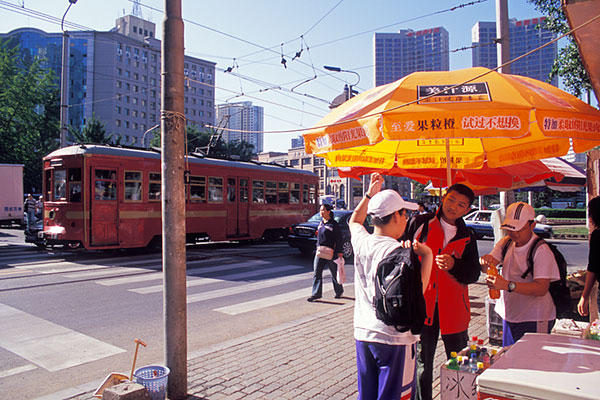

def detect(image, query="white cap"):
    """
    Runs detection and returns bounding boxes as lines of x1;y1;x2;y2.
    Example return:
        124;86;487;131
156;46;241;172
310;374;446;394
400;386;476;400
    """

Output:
501;202;535;232
367;189;418;218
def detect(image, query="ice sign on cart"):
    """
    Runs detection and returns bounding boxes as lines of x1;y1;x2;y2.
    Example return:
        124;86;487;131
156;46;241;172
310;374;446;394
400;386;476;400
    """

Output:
418;82;491;104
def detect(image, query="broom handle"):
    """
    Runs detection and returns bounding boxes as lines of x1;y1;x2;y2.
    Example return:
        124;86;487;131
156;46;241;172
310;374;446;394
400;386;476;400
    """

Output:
130;338;147;380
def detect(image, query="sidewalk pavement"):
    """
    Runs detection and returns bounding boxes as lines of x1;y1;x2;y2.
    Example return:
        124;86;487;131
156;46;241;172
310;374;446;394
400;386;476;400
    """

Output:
68;279;490;400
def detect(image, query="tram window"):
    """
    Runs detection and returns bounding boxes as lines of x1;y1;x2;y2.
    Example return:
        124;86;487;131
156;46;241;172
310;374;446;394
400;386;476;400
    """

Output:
240;179;248;203
290;183;300;204
68;168;82;202
189;175;206;202
302;184;309;203
227;178;236;202
149;172;161;201
208;177;223;202
252;180;264;203
309;184;316;204
95;169;115;180
265;181;277;204
124;171;142;201
95;181;116;200
278;182;289;204
54;169;67;200
44;170;52;201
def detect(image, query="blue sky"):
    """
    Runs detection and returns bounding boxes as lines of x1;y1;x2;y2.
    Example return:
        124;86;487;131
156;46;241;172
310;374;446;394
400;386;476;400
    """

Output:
1;0;547;152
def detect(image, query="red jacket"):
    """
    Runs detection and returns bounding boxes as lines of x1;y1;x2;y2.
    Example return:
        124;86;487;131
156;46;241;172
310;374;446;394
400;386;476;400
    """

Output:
405;211;480;335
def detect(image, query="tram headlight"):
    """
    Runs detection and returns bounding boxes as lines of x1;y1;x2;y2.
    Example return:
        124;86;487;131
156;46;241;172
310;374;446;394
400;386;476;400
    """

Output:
47;226;66;236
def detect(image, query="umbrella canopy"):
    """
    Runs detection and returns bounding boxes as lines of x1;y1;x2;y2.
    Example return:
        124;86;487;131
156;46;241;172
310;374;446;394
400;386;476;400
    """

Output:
336;157;585;194
303;68;600;174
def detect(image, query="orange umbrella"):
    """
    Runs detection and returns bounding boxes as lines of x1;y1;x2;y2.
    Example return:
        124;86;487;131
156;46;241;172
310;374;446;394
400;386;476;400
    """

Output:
303;67;600;183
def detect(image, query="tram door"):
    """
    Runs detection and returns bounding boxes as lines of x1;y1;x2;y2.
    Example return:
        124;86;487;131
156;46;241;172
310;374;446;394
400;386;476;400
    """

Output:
226;177;249;237
90;168;119;246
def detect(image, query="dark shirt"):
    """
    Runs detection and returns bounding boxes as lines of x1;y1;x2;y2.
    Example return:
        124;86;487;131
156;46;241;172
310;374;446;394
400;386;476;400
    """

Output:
588;229;600;282
317;218;343;255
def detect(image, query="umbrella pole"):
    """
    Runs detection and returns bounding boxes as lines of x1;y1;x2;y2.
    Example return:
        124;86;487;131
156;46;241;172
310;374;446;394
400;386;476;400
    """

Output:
445;138;452;186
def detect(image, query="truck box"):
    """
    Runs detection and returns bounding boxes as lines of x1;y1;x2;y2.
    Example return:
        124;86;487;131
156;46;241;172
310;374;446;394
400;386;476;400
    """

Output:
0;164;24;225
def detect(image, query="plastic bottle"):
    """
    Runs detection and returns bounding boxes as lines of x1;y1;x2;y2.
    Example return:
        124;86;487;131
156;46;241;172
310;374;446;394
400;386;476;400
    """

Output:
469;353;479;373
446;356;459;370
481;348;491;368
490;349;498;365
487;264;501;299
459;358;470;372
477;361;485;372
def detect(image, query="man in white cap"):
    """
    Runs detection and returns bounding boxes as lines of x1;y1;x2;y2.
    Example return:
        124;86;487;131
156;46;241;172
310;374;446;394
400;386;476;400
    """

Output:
480;201;559;346
349;173;433;400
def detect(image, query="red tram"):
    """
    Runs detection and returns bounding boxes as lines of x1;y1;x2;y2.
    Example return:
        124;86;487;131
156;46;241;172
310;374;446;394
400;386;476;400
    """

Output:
41;145;319;250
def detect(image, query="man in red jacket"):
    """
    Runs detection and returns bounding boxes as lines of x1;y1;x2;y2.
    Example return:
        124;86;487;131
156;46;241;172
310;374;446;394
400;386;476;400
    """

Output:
403;184;480;400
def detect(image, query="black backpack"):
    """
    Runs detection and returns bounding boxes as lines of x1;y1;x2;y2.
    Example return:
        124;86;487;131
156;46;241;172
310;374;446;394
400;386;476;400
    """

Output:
501;237;571;318
373;246;426;334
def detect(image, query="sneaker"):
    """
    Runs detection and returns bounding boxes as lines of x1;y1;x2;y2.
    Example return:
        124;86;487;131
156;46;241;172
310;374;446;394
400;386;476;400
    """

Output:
307;296;321;302
335;293;343;299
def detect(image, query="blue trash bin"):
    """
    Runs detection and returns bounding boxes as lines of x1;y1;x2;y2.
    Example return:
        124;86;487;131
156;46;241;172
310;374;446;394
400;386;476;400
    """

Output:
134;365;170;400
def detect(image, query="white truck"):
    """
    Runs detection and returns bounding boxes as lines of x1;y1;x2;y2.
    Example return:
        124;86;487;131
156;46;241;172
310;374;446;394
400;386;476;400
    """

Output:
0;164;24;226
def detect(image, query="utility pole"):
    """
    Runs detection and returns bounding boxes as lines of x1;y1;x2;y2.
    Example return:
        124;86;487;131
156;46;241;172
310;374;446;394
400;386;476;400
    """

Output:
162;0;187;398
59;0;79;147
496;0;512;241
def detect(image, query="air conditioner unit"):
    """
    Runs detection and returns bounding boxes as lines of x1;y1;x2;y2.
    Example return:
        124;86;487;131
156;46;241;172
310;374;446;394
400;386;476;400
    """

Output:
126;51;131;57
142;57;147;63
134;55;139;61
184;69;189;76
117;49;123;55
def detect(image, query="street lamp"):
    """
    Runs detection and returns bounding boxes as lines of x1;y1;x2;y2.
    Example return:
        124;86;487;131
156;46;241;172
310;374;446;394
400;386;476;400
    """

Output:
323;65;361;208
59;0;78;148
323;65;360;101
142;124;160;148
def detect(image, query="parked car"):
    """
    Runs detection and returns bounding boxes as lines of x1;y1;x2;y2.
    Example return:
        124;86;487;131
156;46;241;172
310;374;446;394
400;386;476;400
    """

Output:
464;209;553;239
287;210;372;258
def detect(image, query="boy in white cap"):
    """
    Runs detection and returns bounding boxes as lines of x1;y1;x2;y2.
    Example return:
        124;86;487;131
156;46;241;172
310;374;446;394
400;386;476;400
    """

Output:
349;173;433;400
480;202;560;346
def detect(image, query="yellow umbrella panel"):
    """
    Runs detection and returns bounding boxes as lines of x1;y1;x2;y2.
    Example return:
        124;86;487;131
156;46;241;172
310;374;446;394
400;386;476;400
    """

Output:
304;67;600;169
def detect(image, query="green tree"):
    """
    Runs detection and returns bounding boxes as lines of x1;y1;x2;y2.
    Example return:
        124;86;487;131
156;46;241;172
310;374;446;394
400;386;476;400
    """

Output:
68;116;115;144
0;40;59;193
527;0;593;98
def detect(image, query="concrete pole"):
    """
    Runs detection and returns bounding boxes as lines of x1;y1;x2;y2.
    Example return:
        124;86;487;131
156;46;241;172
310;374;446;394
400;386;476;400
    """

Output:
162;1;187;398
59;30;70;148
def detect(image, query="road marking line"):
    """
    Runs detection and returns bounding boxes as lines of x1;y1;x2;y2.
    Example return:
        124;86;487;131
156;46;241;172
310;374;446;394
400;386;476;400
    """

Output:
0;303;125;372
0;363;37;378
186;271;311;304
131;263;296;294
215;283;356;315
98;257;259;286
62;267;149;279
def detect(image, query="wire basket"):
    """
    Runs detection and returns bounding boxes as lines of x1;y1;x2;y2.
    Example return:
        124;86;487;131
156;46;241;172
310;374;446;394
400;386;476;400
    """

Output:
134;365;170;400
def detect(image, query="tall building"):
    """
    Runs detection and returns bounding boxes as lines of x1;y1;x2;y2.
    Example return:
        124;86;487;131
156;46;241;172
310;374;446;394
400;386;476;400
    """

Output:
373;27;449;86
290;136;304;149
216;101;264;153
471;18;558;85
1;14;216;146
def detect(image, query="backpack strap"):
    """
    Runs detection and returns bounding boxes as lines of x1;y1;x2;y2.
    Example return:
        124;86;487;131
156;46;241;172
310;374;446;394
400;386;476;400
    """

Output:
521;236;545;279
500;236;512;261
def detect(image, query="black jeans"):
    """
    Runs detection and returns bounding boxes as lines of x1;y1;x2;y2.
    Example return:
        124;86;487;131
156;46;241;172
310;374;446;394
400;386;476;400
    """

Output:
416;303;468;400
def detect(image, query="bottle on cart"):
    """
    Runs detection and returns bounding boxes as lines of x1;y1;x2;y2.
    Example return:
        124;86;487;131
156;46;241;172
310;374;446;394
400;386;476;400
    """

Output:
480;347;491;368
459;357;470;372
487;264;501;299
469;353;479;373
477;362;485;373
446;356;459;370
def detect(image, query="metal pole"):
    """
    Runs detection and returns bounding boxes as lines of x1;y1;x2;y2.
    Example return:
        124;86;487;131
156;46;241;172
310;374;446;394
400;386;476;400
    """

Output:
59;30;69;147
496;0;514;214
162;1;187;398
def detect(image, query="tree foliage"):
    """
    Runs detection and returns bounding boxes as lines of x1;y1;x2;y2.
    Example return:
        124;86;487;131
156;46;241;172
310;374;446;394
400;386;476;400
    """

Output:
151;124;256;161
0;40;59;193
68;116;116;144
527;0;593;98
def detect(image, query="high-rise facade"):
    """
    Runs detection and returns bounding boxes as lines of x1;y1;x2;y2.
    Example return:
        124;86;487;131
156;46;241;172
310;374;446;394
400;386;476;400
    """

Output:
373;27;449;86
1;15;216;146
471;18;558;85
216;101;264;153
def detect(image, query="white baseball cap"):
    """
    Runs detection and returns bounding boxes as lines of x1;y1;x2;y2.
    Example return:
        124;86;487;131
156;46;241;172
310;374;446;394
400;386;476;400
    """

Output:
368;189;418;218
501;202;535;232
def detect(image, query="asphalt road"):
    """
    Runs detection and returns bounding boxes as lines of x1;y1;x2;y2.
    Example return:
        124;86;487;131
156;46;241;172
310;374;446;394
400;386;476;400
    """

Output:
0;228;590;399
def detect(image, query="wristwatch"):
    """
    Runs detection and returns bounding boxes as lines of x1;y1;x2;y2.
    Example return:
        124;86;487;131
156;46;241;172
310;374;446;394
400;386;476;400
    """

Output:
507;281;516;293
365;193;372;199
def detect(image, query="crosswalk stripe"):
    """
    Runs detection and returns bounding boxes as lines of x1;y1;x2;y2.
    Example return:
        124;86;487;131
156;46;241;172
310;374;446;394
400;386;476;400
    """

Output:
215;284;355;315
0;303;125;372
0;363;37;378
186;271;311;304
62;267;148;279
130;263;298;294
98;257;261;286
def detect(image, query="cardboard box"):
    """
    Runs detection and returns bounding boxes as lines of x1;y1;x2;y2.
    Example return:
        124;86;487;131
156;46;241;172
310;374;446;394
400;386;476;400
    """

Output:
551;318;588;338
440;365;478;400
